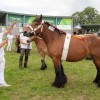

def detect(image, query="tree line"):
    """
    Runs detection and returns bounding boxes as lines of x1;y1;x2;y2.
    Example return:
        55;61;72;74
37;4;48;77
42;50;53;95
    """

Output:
72;7;100;27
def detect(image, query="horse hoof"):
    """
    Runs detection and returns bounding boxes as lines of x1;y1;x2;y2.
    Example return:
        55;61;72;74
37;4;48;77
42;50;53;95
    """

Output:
52;82;64;88
93;80;99;84
40;66;47;70
63;74;68;84
97;80;100;87
97;84;100;87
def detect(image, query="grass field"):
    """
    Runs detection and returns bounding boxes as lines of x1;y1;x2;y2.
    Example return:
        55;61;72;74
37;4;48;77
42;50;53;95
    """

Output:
0;41;100;100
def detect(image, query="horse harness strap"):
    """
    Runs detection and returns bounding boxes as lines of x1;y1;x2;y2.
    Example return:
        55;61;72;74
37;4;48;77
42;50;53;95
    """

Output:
27;24;36;35
61;33;71;61
27;25;34;31
27;21;44;35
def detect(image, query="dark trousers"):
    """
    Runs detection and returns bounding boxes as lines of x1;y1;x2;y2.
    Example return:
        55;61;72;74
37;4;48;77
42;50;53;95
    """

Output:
19;48;30;69
17;46;20;53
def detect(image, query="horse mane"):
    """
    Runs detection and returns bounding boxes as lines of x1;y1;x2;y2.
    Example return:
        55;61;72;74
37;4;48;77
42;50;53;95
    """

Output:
45;21;66;35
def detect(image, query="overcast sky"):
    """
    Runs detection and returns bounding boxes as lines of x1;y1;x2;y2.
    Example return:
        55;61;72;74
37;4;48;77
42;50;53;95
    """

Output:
0;0;100;16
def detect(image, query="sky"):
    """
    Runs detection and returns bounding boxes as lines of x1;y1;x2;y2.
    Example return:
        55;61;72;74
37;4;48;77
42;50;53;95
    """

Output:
0;0;100;16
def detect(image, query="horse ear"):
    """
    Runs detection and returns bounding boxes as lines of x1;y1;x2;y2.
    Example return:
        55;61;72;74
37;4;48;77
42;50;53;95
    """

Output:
40;15;42;21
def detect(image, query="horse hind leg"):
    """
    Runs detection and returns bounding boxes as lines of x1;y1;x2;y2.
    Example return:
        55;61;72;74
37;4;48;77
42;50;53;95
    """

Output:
93;69;100;84
92;59;100;87
40;59;47;70
39;52;47;70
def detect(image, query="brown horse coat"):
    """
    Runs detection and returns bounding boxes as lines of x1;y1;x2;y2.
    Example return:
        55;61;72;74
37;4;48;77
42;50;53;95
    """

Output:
26;15;100;88
29;35;47;59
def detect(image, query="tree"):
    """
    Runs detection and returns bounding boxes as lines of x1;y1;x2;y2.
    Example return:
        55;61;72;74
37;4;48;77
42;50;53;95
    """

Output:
72;7;100;26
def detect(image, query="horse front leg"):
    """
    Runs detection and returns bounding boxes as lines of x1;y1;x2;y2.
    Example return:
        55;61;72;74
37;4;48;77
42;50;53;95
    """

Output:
52;59;67;88
60;63;67;84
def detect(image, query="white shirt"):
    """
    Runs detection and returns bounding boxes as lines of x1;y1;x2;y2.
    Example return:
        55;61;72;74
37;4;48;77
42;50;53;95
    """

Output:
0;32;4;58
20;33;31;49
7;34;13;43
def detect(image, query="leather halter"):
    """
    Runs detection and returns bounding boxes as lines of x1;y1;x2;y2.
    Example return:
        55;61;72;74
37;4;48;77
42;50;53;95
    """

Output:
27;21;44;35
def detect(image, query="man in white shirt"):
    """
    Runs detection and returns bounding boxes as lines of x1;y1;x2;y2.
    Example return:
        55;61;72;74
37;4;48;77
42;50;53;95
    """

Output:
6;32;14;51
19;30;32;70
0;20;16;87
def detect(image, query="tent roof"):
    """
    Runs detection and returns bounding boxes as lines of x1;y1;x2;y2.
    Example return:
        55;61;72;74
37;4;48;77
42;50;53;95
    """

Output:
81;24;100;28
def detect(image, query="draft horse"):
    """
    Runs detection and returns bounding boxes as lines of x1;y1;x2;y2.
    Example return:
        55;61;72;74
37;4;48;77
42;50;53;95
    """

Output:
27;35;47;70
27;15;100;88
15;31;47;70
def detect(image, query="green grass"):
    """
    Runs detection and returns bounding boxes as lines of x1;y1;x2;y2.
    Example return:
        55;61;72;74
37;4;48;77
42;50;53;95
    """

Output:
0;41;100;100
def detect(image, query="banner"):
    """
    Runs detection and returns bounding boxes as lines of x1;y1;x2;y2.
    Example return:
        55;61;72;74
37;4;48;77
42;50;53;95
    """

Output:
8;14;23;23
57;18;72;30
43;17;56;25
25;16;35;24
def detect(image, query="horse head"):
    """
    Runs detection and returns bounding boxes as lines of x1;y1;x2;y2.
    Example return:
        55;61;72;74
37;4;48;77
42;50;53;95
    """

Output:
26;15;44;37
22;26;34;37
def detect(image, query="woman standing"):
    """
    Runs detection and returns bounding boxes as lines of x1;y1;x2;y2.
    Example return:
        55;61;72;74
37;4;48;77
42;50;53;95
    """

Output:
0;20;16;87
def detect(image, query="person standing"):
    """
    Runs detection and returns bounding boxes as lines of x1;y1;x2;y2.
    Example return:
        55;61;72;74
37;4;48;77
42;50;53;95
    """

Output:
0;20;16;87
15;34;20;53
19;30;31;70
6;31;14;51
